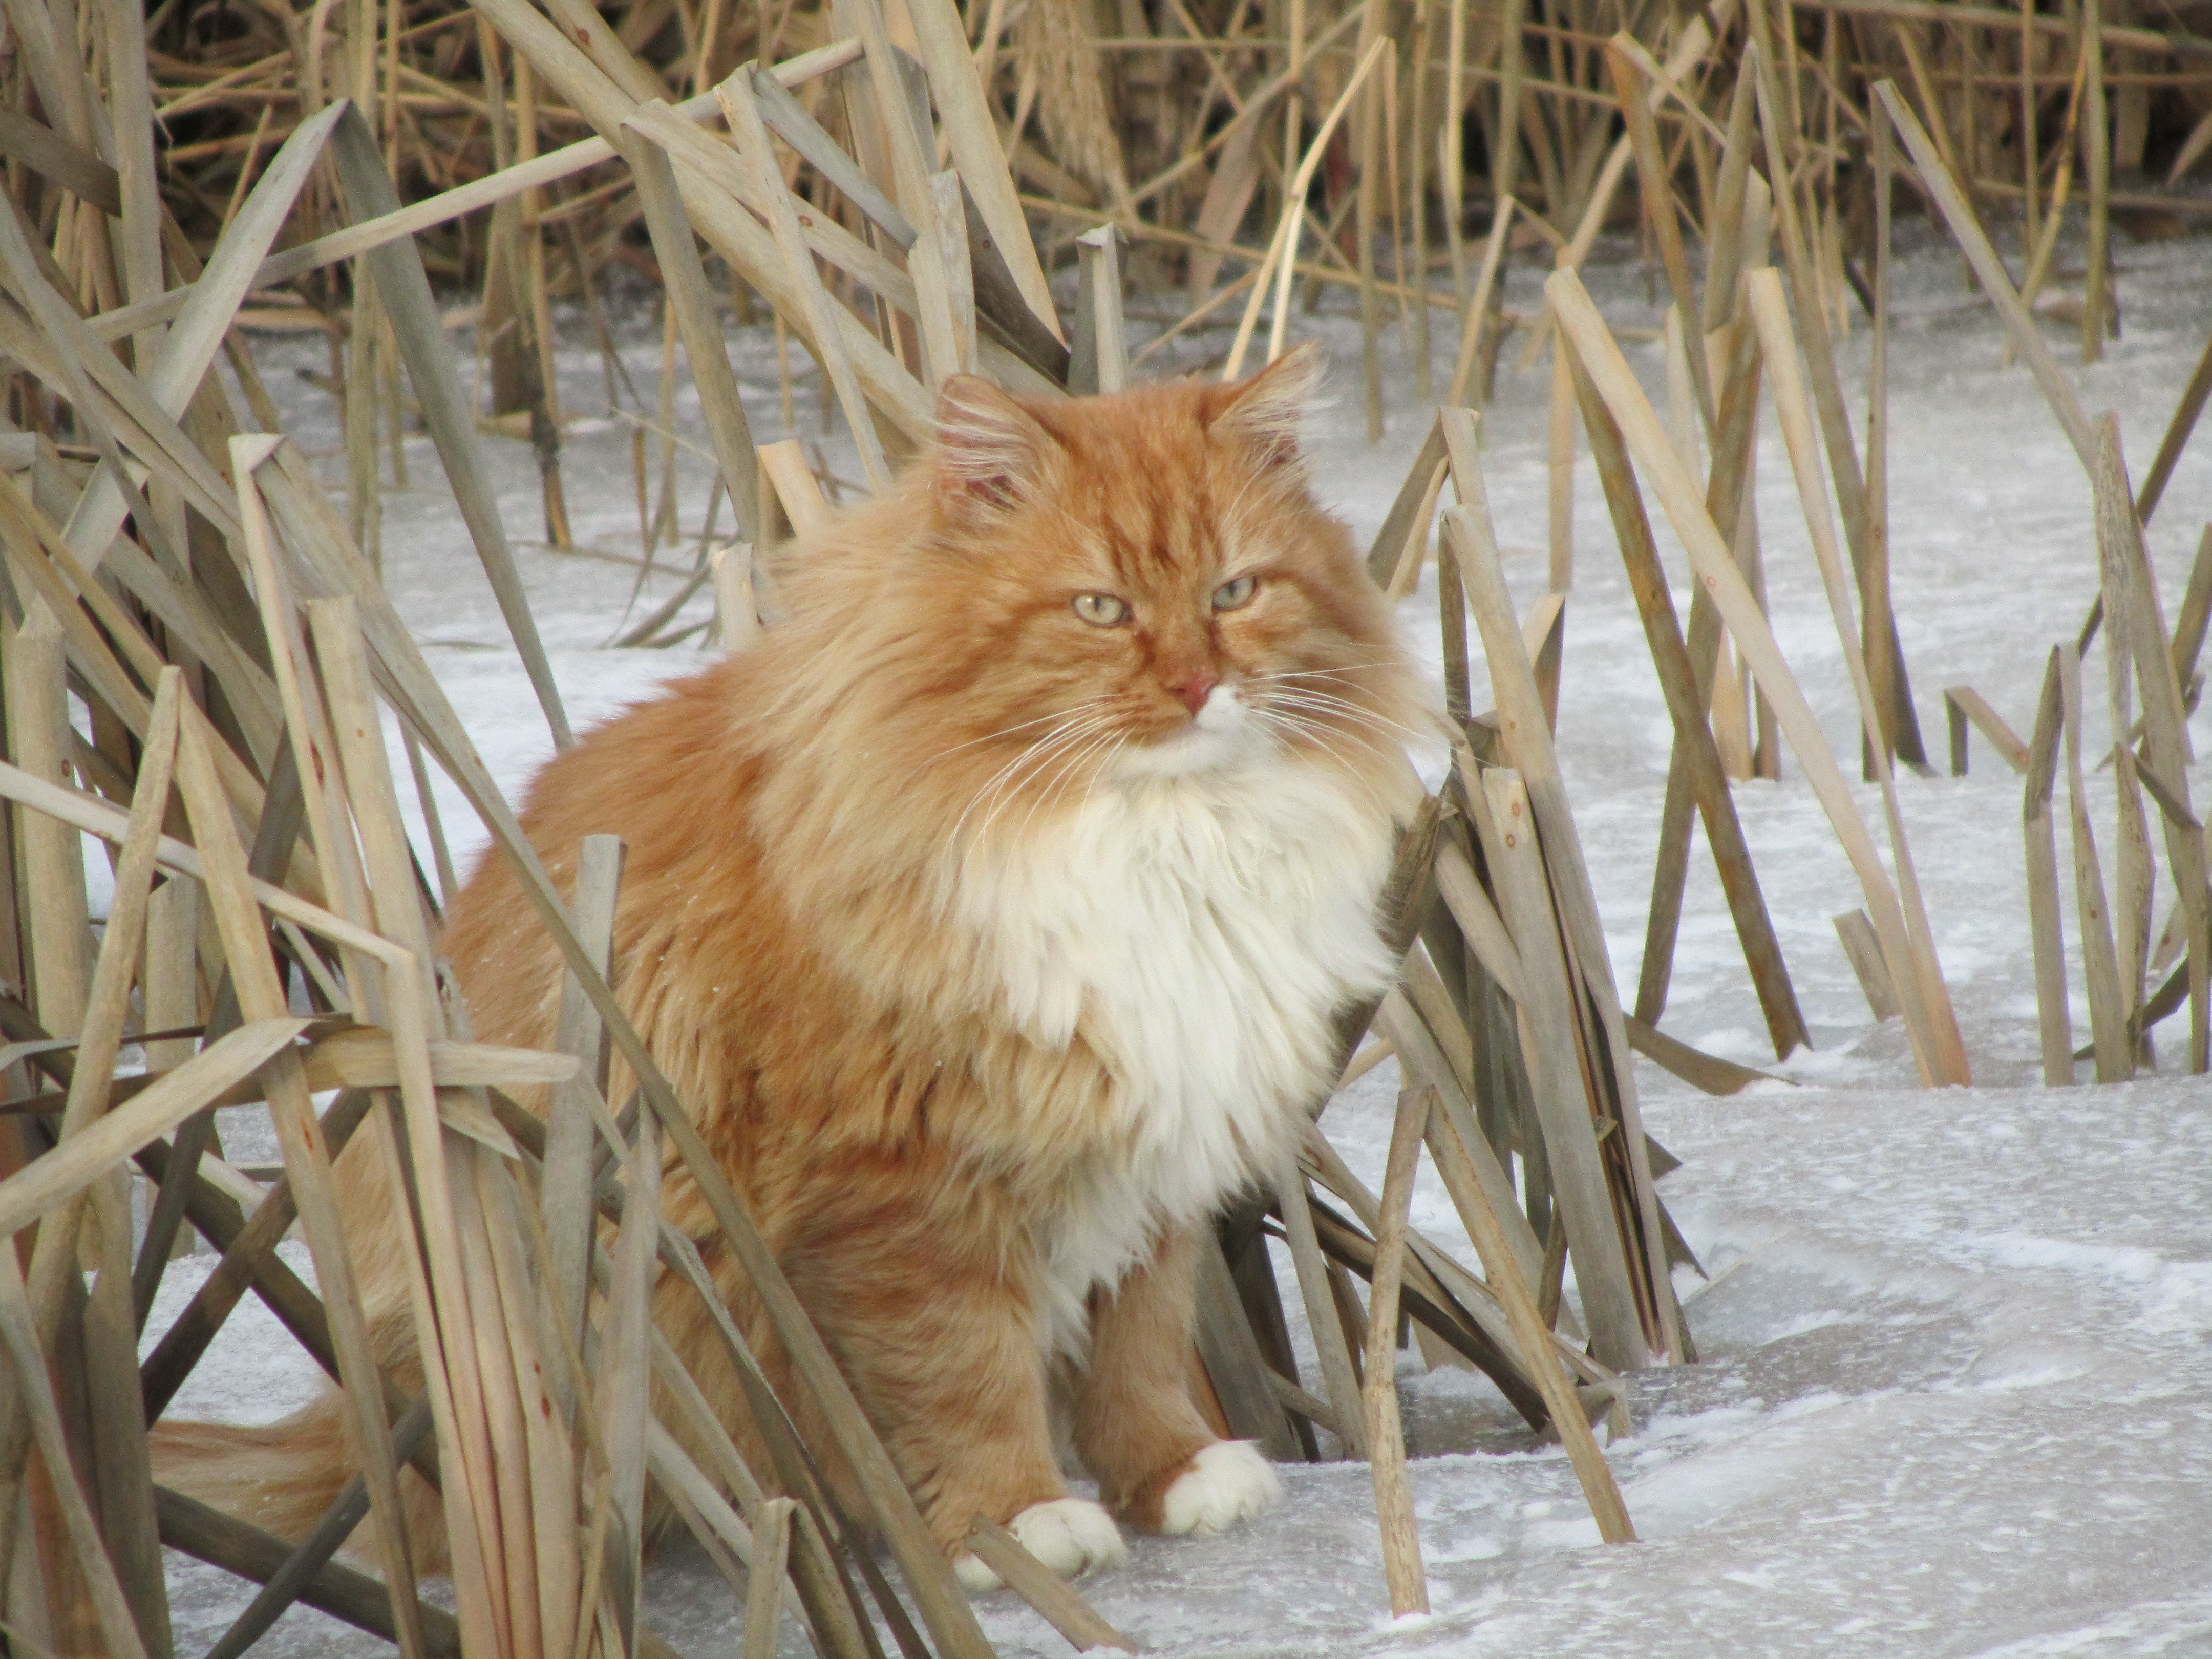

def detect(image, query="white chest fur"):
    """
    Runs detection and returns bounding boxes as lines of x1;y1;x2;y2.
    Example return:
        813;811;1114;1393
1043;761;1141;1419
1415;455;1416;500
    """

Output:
957;754;1398;1347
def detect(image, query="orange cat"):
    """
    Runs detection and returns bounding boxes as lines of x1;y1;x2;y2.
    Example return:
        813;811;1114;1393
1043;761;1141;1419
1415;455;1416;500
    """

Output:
163;349;1424;1588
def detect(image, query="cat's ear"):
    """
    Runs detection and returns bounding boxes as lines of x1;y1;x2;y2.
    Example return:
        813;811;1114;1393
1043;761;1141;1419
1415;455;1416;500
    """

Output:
1209;342;1323;471
934;375;1056;513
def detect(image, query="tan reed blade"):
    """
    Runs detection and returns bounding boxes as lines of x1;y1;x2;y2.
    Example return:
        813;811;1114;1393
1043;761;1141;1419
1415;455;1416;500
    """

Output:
963;1517;1140;1654
1273;1159;1369;1458
1834;910;1903;1023
1442;471;1682;1364
1943;689;2033;776
2022;652;2075;1086
1563;349;1809;1060
1416;935;1635;1546
1364;1087;1433;1617
2090;417;2209;1070
1742;267;1966;1081
1551;267;1972;1090
2059;640;2133;1082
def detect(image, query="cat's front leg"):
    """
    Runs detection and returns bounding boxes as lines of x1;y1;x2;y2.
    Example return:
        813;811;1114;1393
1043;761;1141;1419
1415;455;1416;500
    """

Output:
788;1183;1128;1590
1072;1225;1285;1536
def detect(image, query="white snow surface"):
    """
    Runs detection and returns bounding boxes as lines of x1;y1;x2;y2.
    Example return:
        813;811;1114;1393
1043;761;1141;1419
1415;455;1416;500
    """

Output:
160;219;2212;1655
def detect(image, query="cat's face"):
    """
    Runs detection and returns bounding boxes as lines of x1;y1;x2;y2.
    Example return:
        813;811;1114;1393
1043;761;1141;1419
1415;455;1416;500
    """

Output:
900;351;1421;826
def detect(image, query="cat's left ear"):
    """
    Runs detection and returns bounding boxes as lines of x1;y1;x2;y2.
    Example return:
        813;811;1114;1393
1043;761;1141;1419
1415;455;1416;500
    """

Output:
1209;342;1323;471
934;374;1056;513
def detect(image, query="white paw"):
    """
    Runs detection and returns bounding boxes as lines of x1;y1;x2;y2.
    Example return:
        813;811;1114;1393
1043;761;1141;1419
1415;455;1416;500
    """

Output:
1159;1441;1283;1537
1011;1496;1128;1578
955;1498;1128;1592
954;1550;1005;1593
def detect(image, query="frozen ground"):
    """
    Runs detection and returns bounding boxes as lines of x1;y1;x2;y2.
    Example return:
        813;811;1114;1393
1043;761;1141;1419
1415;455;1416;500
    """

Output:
160;216;2212;1655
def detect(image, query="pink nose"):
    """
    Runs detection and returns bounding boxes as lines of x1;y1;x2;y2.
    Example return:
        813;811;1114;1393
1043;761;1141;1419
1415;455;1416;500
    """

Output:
1166;672;1218;715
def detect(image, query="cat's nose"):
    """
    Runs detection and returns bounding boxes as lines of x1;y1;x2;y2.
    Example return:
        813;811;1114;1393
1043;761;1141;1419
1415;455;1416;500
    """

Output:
1166;671;1218;715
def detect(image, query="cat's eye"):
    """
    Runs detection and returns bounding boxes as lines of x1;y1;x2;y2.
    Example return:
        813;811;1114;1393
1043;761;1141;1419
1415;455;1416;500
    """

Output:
1212;575;1259;612
1073;592;1130;627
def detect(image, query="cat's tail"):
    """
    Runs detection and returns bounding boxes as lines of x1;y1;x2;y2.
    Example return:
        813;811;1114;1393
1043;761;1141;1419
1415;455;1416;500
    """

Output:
151;1392;450;1570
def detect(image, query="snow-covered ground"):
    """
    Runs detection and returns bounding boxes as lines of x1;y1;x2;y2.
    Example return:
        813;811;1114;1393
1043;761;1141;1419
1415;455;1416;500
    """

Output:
161;216;2212;1655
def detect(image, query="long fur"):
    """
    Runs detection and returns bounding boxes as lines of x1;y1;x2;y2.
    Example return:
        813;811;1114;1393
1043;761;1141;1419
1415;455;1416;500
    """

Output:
155;351;1427;1581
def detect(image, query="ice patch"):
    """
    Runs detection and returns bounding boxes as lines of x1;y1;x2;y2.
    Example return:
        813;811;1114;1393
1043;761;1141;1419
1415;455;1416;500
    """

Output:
1970;1233;2168;1283
2140;1263;2212;1340
1960;1339;2097;1391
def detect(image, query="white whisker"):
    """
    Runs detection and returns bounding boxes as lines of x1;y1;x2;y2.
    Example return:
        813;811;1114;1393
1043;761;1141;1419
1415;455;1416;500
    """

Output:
930;695;1117;762
956;709;1122;847
1259;689;1423;745
1247;661;1399;681
1245;709;1394;815
972;711;1124;842
1012;722;1132;842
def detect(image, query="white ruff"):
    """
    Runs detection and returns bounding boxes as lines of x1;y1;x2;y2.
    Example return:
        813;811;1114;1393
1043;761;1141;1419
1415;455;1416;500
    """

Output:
956;730;1398;1354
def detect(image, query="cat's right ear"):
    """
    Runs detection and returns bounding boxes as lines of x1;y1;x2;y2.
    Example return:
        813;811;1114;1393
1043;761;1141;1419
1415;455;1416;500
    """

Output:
933;375;1055;514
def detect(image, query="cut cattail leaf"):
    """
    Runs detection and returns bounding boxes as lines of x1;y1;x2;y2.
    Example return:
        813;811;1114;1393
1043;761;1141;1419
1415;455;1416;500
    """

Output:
1943;687;2032;776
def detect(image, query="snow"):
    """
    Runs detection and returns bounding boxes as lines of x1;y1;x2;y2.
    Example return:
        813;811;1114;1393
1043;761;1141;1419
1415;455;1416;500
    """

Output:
162;217;2212;1654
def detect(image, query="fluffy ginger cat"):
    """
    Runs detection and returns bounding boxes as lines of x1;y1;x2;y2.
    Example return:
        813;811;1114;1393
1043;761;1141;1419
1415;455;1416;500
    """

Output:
161;347;1424;1590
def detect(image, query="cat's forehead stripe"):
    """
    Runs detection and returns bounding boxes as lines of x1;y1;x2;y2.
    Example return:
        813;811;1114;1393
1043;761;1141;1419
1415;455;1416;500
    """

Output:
1097;472;1222;584
1050;400;1252;583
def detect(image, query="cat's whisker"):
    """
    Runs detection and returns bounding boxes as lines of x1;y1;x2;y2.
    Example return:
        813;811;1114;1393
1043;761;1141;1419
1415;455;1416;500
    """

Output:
1250;704;1366;756
1275;708;1420;746
1247;667;1419;718
931;696;1119;763
959;746;1047;836
1003;730;1110;846
1262;682;1420;725
1246;710;1396;817
955;710;1122;847
1247;706;1378;787
1078;734;1133;814
1247;662;1400;685
965;710;1127;846
1260;680;1395;707
1014;721;1134;841
1259;690;1425;745
965;724;1108;834
1250;694;1407;755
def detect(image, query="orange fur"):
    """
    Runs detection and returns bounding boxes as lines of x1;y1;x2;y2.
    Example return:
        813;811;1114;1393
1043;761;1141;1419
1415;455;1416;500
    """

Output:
155;353;1425;1581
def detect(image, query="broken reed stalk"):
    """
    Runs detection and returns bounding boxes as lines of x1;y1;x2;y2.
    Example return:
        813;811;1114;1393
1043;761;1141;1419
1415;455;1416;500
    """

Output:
1442;451;1681;1367
1550;268;1972;1090
2090;416;2209;1071
1563;347;1809;1062
2023;651;2073;1085
1741;268;1967;1083
2059;640;2134;1081
1273;1159;1369;1458
1416;984;1637;1545
1223;33;1392;381
1363;1087;1432;1618
963;1518;1137;1654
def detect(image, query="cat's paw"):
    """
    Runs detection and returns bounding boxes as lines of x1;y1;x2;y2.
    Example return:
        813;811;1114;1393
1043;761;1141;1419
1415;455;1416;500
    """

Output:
951;1504;1123;1592
954;1498;1129;1591
1159;1441;1283;1537
1011;1497;1129;1579
954;1550;1004;1593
